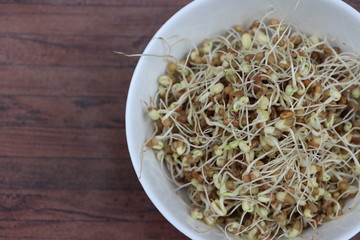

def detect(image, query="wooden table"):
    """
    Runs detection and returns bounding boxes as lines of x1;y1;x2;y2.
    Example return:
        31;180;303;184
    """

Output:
0;0;358;239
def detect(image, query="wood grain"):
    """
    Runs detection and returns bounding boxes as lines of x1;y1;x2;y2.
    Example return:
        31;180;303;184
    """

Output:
0;96;122;126
0;0;358;239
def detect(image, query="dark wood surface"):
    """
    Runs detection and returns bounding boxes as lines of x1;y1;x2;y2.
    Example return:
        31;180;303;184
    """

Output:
0;0;358;239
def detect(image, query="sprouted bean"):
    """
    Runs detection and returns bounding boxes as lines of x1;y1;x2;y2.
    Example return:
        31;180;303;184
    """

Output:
145;17;360;240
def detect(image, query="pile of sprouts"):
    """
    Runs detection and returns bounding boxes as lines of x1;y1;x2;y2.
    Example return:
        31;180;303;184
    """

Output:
145;17;360;240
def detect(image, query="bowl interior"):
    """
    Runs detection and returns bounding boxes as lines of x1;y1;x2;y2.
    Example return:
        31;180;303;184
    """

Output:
126;0;360;239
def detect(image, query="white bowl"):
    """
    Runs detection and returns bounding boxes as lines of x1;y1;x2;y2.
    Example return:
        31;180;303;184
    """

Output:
126;0;360;239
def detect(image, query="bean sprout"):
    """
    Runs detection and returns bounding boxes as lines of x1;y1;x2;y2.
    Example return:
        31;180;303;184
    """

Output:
145;17;360;240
